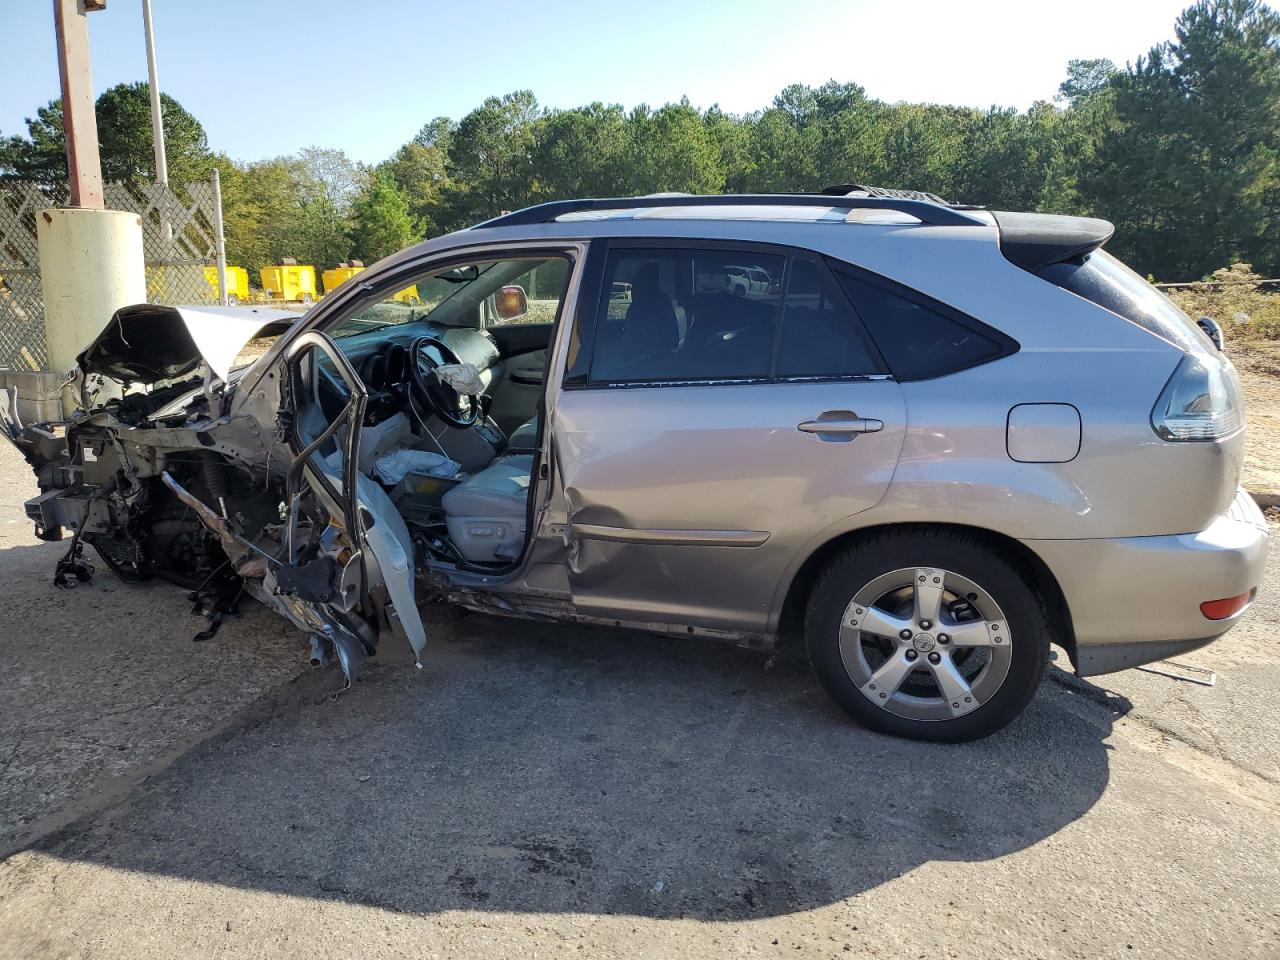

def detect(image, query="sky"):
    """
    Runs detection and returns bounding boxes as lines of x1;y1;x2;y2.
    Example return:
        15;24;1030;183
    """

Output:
1;0;1192;167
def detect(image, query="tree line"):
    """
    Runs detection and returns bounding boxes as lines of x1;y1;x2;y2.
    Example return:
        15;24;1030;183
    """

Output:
3;0;1277;283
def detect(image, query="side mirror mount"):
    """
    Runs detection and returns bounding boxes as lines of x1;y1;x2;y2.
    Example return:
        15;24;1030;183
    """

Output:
1196;315;1225;351
495;285;528;322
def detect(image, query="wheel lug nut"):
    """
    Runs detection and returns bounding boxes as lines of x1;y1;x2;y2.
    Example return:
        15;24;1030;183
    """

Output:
919;619;932;630
905;649;918;661
937;633;950;645
927;652;941;665
899;629;913;640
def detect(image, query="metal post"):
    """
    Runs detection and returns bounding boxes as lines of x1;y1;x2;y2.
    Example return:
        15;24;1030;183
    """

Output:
53;0;104;210
210;168;228;306
141;0;167;185
141;0;173;254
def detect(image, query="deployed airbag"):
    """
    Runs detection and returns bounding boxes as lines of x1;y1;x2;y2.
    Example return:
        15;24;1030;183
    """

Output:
435;362;483;396
373;448;460;485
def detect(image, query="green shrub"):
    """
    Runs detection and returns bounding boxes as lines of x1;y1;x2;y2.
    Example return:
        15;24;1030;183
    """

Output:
1166;264;1280;341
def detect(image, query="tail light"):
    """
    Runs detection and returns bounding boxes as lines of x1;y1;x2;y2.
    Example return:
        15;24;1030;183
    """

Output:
1150;354;1243;441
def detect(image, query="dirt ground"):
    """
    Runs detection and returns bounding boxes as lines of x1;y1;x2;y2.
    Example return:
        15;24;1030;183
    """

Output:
1;409;1279;957
1235;341;1280;496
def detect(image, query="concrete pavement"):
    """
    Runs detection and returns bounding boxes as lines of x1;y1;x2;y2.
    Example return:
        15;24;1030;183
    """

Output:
1;441;1277;959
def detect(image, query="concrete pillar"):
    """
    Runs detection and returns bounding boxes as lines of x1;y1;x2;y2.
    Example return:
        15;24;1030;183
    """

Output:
37;207;146;414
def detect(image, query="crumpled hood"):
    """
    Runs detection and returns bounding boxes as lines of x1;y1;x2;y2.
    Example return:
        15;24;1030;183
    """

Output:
77;303;298;384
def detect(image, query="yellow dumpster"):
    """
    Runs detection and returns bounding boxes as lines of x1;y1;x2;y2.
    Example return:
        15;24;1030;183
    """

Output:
322;261;418;304
146;265;168;302
260;259;317;304
204;266;250;305
391;283;421;305
321;260;365;294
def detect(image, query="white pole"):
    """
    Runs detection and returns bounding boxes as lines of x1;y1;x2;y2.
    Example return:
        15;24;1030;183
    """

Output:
211;168;229;306
142;0;173;256
142;0;167;185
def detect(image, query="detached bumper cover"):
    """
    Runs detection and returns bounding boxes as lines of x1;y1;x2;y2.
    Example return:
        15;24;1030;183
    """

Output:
1023;487;1269;677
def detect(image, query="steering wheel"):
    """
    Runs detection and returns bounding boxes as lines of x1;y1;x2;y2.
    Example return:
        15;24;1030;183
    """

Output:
409;335;480;429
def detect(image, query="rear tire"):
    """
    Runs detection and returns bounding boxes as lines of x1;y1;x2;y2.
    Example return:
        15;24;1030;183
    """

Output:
805;529;1051;742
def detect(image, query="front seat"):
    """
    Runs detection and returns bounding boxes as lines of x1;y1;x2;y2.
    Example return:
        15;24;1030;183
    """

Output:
441;454;534;563
507;415;539;450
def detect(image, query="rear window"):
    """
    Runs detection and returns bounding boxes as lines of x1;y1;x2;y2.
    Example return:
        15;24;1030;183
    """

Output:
830;264;1011;380
1037;250;1209;353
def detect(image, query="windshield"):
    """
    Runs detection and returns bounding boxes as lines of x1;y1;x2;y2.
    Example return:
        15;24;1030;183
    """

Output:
326;264;494;339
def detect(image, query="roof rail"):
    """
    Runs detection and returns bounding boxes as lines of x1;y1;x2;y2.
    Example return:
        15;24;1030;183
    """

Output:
474;193;988;230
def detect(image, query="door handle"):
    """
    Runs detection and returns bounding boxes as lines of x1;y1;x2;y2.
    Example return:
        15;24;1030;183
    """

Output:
797;413;884;440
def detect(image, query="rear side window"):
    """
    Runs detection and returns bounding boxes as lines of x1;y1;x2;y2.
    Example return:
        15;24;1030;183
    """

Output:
1037;250;1209;353
831;264;1011;380
590;248;785;382
584;246;883;385
776;259;880;378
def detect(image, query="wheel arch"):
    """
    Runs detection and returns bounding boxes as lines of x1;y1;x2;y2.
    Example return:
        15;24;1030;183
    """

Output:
775;521;1077;668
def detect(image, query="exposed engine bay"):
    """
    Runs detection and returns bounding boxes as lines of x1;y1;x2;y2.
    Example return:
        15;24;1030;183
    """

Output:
2;289;551;690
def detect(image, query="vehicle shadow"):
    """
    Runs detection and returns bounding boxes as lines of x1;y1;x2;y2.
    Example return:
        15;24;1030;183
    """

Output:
31;605;1130;921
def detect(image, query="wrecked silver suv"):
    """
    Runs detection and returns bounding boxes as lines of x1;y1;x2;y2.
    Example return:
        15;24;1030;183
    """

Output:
3;191;1267;742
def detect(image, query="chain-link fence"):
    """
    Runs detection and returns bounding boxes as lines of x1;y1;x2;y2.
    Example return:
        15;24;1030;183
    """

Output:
0;176;224;373
0;182;67;371
105;178;224;309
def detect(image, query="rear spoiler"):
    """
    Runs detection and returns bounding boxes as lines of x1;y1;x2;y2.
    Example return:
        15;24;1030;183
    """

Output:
991;211;1115;272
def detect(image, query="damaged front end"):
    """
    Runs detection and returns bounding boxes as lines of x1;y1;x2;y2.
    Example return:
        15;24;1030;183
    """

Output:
1;304;427;688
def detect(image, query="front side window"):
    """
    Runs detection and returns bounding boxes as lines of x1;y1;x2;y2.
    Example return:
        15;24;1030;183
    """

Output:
486;258;571;328
326;257;570;341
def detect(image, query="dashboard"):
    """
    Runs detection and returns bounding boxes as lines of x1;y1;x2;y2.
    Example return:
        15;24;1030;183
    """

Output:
316;320;504;424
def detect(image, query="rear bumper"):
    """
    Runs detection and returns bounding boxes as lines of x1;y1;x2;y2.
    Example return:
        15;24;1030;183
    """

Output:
1022;487;1269;677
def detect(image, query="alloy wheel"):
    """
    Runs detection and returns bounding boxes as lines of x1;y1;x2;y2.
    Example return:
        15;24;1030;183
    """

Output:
839;566;1013;722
